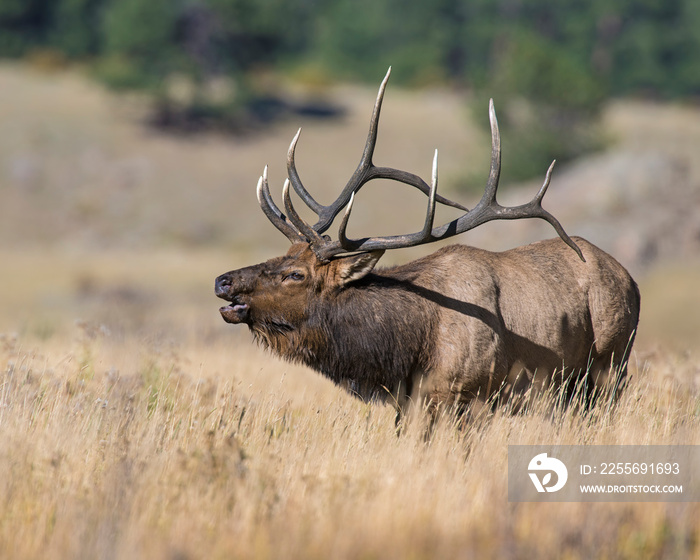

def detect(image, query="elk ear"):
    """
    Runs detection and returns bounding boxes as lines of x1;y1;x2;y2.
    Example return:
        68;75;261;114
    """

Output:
334;250;385;286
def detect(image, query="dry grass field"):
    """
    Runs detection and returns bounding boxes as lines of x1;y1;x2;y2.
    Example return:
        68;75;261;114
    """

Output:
0;321;697;560
1;64;699;559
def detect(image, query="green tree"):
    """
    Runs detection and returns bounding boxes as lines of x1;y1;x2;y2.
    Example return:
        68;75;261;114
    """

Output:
100;0;179;87
478;27;606;182
209;0;319;72
0;0;53;55
676;0;700;94
4;0;700;154
314;0;444;84
50;0;104;57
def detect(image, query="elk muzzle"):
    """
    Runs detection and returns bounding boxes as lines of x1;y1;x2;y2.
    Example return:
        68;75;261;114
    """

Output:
215;270;253;324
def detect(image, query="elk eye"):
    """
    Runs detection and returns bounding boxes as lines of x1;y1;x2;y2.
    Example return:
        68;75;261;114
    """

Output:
284;271;305;282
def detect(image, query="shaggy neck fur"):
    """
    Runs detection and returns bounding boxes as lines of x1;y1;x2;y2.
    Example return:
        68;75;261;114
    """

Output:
249;272;437;400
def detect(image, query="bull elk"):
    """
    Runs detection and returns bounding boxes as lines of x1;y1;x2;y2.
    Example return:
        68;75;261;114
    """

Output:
215;69;640;425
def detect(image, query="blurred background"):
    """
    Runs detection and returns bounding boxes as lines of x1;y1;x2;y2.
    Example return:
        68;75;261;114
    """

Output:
1;0;699;353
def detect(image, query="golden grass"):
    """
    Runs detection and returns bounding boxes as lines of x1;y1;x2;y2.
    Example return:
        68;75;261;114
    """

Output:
0;321;697;560
0;245;698;559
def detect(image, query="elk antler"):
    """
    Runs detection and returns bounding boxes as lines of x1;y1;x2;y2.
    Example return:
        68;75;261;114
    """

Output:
285;68;469;236
257;68;584;263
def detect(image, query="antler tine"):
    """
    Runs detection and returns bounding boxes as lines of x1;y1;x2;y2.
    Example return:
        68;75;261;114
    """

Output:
286;128;323;215
524;160;586;261
359;65;392;169
483;98;502;204
256;166;305;243
535;159;556;202
419;149;439;240
282;178;325;247
337;192;355;251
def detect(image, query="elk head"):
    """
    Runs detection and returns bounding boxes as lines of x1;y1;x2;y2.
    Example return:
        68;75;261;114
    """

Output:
215;243;383;326
215;68;584;338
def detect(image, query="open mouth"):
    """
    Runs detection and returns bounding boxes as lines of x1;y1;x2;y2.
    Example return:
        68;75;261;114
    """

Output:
219;297;250;324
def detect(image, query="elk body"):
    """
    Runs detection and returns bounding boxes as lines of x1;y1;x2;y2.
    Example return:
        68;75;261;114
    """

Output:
215;70;640;423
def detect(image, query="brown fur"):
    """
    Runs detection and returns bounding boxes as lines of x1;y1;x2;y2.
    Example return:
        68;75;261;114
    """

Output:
215;236;640;422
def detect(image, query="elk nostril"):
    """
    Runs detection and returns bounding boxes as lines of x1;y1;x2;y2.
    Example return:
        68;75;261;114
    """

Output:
215;275;232;296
